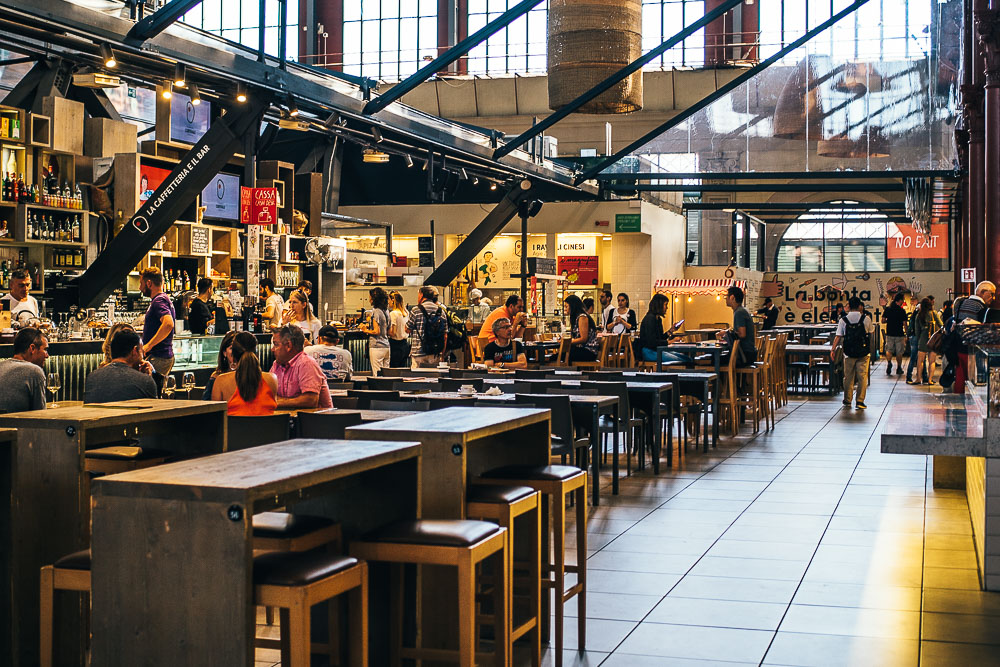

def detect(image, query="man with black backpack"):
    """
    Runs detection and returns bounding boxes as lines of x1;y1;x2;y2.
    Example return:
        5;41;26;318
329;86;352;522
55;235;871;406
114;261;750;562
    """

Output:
405;285;449;369
831;296;875;409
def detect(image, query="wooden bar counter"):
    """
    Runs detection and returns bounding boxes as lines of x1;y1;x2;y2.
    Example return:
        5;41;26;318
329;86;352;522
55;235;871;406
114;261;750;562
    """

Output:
0;399;226;667
91;438;421;667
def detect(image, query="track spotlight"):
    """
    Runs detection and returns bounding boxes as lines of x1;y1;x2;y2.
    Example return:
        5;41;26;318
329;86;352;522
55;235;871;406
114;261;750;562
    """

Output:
189;84;201;106
287;96;299;117
371;127;383;143
472;177;479;185
490;182;497;191
236;82;247;103
99;43;117;68
458;168;468;181
173;62;186;87
404;155;414;168
161;82;173;100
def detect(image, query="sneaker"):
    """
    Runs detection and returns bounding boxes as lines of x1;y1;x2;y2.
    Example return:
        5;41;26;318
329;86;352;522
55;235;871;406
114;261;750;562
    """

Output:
842;400;852;407
896;369;904;376
856;401;867;409
906;379;918;385
886;364;893;375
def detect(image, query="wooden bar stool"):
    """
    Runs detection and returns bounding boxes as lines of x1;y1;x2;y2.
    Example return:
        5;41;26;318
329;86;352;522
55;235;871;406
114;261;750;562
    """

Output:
253;551;368;667
84;445;171;474
39;549;92;667
466;485;542;667
479;465;587;665
350;520;509;666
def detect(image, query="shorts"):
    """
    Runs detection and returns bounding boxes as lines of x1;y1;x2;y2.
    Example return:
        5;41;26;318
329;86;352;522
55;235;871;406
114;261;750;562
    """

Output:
884;335;907;357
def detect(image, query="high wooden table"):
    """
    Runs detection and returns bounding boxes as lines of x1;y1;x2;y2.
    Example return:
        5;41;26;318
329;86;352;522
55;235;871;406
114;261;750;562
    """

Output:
658;342;724;447
0;399;226;667
91;438;421;667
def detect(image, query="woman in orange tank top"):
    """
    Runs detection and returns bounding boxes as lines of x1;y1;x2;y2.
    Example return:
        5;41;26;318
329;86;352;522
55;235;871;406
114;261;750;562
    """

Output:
210;331;277;415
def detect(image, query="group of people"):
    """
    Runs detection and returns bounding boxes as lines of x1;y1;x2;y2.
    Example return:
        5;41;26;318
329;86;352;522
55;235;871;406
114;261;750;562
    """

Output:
359;285;448;374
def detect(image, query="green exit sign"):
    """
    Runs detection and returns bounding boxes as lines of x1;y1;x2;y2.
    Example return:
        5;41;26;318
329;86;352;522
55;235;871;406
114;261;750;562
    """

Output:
615;213;641;232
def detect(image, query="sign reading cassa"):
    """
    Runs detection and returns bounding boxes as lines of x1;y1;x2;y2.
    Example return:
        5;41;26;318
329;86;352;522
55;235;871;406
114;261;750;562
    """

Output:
239;187;278;225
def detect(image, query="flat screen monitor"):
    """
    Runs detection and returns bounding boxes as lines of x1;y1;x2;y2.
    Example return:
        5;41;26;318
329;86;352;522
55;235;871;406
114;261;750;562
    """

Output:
201;172;240;221
139;164;172;204
169;92;211;144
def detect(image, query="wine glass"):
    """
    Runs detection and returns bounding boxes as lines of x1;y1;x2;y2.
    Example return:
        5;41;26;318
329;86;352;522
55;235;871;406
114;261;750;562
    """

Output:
162;375;176;399
46;372;61;408
182;372;196;399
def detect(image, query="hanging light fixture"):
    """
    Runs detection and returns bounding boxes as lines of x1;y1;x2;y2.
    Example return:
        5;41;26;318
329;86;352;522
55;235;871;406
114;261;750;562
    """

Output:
773;57;823;140
362;147;390;164
99;43;117;68
161;81;173;100
287;95;299;117
189;84;201;106
173;63;186;88
236;82;247;103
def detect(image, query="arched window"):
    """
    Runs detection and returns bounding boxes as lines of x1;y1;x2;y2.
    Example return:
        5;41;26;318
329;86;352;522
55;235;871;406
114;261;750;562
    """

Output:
775;201;889;272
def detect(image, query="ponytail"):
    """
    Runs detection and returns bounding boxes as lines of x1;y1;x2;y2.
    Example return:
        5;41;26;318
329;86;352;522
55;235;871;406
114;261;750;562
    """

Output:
230;331;262;402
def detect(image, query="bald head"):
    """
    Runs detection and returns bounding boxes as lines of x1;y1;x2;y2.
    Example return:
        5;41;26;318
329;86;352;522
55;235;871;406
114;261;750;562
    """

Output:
976;281;996;305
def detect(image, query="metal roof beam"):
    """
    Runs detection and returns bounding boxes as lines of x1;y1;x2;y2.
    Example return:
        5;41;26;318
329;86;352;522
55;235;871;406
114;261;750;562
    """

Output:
683;202;905;210
600;169;958;181
575;0;872;184
363;0;543;115
492;0;745;160
607;183;904;193
127;0;205;42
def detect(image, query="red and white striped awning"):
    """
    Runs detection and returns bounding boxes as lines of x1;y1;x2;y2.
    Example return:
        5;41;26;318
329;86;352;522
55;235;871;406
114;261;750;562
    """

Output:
654;278;746;295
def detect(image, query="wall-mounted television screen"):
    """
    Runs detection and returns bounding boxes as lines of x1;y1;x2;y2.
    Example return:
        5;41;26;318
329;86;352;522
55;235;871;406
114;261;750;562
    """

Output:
201;172;240;221
169;92;211;144
139;164;172;204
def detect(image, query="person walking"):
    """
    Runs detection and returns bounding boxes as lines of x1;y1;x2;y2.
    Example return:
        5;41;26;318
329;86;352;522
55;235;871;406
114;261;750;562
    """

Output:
904;301;926;384
406;285;448;369
882;292;907;376
910;297;940;385
139;267;176;378
832;296;874;409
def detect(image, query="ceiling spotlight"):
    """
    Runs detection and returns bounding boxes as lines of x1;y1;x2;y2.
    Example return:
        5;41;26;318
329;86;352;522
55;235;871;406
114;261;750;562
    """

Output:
99;43;117;68
173;62;186;87
287;96;299;117
362;147;390;164
472;177;479;185
404;155;414;168
490;182;497;191
236;82;247;103
161;82;173;100
458;168;468;181
371;127;383;143
189;84;201;106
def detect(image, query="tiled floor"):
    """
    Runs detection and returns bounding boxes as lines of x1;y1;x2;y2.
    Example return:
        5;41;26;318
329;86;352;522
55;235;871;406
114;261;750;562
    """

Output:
256;363;1000;666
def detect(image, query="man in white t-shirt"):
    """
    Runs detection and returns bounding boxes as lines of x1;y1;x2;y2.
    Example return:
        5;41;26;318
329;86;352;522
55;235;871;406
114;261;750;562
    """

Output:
831;296;875;409
599;289;615;330
259;278;284;332
2;268;39;324
305;325;353;381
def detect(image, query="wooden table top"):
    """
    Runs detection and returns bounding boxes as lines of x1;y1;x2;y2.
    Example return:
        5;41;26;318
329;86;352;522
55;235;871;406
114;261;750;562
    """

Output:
347;405;550;441
314;408;421;422
0;399;226;427
92;438;421;503
785;344;833;354
621;371;718;381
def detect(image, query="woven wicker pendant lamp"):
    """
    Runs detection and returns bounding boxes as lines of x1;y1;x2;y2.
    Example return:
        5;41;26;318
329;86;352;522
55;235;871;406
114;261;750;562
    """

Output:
547;0;643;113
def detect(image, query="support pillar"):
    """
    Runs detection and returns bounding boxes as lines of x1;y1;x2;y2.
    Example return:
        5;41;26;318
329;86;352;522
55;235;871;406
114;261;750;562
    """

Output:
964;83;985;283
977;8;1000;282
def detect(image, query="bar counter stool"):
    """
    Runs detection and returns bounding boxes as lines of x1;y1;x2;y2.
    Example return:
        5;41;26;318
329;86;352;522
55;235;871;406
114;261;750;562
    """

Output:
39;549;91;667
350;520;509;666
253;551;368;667
479;465;586;665
84;445;172;475
466;485;542;667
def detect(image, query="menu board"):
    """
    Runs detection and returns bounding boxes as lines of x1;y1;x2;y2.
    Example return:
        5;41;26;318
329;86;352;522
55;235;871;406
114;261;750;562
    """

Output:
557;256;599;286
190;225;210;255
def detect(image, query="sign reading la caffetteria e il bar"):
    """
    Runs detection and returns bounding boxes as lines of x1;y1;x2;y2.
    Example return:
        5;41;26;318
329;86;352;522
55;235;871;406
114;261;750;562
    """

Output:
239;187;278;225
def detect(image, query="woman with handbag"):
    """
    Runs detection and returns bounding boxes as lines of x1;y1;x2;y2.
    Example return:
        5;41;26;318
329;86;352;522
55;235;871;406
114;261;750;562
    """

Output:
911;298;939;385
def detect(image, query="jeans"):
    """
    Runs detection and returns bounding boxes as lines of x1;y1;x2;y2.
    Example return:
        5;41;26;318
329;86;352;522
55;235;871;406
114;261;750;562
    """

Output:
641;348;691;364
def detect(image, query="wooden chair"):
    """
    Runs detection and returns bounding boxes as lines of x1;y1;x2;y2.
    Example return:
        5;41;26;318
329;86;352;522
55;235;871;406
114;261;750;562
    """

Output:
773;333;789;406
547;337;571;368
228;414;292;451
734;340;768;433
297;410;363;439
716;346;741;436
580;380;644;476
365;376;397;390
440;377;484;392
40;550;91;667
467;336;484;364
332;396;360;409
253;552;368;667
350;520;509;667
346;389;401;409
466;485;542;667
514;393;589;467
84;446;171;475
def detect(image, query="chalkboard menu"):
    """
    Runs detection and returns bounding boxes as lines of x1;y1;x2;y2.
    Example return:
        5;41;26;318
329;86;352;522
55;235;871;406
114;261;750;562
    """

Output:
190;226;210;255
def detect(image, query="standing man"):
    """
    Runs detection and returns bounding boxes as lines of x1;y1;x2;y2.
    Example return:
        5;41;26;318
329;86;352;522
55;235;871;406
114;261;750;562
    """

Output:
2;268;39;324
271;325;333;409
187;278;215;335
954;281;996;393
756;297;781;330
599;289;615;331
882;292;907;376
0;327;47;412
140;267;176;378
832;296;874;409
479;295;527;345
260;278;284;332
406;285;448;369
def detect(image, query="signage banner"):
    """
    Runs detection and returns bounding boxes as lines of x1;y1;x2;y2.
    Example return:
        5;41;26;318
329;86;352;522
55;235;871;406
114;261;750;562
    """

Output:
615;213;641;233
887;223;949;259
240;187;278;225
557;256;599;286
961;267;977;284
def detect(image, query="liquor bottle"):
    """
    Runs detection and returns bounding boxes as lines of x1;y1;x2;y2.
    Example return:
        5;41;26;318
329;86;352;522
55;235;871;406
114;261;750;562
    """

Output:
73;215;81;242
1;173;8;202
11;117;19;140
25;213;33;241
0;219;7;238
74;184;82;210
61;183;70;209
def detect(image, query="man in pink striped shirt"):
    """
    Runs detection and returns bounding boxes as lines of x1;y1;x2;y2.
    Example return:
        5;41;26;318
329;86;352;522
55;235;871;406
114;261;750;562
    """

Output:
271;325;332;410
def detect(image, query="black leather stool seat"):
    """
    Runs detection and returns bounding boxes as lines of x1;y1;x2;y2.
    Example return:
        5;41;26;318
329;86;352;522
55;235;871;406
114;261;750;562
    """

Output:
54;549;91;571
253;551;359;586
252;512;336;539
467;484;535;504
367;520;500;547
482;465;584;482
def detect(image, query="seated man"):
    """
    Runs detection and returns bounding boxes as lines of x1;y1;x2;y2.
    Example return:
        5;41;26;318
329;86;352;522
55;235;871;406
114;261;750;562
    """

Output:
271;324;333;409
305;325;354;381
84;329;157;403
0;326;48;413
482;317;527;369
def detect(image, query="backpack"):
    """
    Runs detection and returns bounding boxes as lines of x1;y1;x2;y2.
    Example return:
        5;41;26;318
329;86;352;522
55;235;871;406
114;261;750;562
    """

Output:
841;313;870;358
446;308;467;351
417;304;448;355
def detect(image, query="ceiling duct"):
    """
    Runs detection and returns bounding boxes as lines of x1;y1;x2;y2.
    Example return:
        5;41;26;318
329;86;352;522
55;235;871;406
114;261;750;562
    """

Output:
547;0;643;113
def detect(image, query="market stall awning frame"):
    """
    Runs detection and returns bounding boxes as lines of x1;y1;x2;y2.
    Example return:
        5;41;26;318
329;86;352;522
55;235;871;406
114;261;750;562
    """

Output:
654;278;747;296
